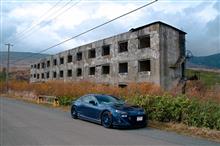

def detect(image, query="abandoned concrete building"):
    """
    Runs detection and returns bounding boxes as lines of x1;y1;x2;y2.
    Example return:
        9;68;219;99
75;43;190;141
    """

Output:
30;21;186;90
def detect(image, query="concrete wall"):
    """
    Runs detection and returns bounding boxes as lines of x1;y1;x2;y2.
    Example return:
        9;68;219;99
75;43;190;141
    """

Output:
30;22;185;90
159;24;185;90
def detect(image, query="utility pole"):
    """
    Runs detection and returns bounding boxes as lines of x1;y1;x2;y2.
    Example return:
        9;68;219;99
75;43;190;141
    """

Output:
5;43;13;94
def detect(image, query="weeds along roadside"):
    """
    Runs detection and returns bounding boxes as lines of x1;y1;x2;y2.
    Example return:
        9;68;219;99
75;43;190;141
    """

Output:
128;95;220;130
0;80;220;131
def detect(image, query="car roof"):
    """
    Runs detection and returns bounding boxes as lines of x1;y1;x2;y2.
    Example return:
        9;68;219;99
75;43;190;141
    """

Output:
84;94;112;97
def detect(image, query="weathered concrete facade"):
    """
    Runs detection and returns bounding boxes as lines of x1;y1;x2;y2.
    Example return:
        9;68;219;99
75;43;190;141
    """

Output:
30;21;186;90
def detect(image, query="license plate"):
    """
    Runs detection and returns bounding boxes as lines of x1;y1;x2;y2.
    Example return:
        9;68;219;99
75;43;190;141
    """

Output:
137;116;143;121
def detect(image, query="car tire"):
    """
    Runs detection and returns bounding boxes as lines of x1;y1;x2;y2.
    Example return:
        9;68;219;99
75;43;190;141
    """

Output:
71;106;78;119
101;111;112;128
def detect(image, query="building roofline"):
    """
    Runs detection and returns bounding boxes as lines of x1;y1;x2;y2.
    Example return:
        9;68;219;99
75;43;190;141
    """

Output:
31;21;186;64
129;21;187;34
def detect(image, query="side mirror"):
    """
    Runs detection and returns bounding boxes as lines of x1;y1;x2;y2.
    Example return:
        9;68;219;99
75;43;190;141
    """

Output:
89;100;97;106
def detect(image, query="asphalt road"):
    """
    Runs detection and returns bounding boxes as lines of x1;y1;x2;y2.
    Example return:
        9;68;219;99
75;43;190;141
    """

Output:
1;97;219;146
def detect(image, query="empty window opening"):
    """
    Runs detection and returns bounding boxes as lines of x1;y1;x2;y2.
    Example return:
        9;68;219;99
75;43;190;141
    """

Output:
37;74;40;79
53;72;57;78
41;73;45;79
41;62;45;69
37;64;40;69
102;45;110;56
60;57;64;65
47;60;50;67
139;60;151;72
67;55;72;63
76;52;82;61
139;36;150;49
59;70;64;78
118;41;128;53
53;59;57;66
34;74;36;78
34;64;36;68
118;84;127;88
77;68;82;76
46;72;50;78
88;49;96;58
31;65;33;68
102;65;110;74
67;69;72;77
89;67;95;75
119;62;128;73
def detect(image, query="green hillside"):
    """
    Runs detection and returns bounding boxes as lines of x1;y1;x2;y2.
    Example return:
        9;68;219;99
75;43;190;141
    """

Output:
0;51;49;68
186;69;220;87
189;53;220;69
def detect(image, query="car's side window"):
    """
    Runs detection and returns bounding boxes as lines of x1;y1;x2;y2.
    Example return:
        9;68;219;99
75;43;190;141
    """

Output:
82;96;98;105
90;96;98;105
81;96;90;103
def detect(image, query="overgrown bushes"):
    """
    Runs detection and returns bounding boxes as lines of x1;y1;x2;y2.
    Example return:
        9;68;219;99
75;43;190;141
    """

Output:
129;95;220;130
58;96;73;106
1;80;220;130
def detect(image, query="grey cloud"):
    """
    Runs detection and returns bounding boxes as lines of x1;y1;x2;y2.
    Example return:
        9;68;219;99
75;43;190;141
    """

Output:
213;1;220;11
1;0;219;57
207;15;220;37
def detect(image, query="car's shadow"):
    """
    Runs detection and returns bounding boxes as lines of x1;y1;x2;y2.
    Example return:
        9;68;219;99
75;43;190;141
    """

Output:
69;114;148;130
114;126;148;130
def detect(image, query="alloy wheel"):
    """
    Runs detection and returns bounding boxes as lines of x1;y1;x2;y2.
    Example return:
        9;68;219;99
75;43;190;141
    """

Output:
102;111;112;128
71;106;78;119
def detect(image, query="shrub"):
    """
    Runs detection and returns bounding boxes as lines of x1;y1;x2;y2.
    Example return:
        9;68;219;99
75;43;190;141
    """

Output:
5;80;220;130
58;96;75;106
183;100;220;129
170;96;190;122
130;95;220;130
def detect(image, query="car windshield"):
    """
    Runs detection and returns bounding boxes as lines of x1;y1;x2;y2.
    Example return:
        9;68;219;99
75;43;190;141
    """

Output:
95;95;124;104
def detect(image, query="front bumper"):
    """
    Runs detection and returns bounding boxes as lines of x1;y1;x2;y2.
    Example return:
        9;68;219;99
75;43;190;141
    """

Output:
112;114;147;128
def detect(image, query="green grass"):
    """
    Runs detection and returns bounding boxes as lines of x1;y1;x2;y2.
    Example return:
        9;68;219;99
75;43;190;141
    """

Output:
0;72;6;82
186;69;220;87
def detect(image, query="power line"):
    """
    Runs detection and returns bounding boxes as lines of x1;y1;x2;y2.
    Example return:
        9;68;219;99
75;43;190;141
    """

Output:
14;0;64;39
12;0;79;43
14;0;62;38
4;0;64;43
11;0;158;64
5;0;76;44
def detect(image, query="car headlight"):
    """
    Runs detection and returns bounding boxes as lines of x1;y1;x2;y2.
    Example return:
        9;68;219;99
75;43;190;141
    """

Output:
121;114;127;118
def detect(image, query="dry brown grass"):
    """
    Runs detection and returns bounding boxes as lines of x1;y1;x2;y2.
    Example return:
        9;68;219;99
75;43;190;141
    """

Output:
2;80;162;99
185;80;220;103
1;80;220;103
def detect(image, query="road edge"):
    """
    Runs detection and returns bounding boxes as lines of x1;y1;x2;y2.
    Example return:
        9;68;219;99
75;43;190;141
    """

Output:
1;95;220;143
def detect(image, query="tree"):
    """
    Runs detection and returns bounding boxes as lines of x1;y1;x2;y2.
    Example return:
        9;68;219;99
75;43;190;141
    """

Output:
0;67;6;81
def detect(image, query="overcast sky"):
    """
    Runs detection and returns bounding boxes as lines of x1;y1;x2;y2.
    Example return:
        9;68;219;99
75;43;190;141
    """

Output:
0;0;219;56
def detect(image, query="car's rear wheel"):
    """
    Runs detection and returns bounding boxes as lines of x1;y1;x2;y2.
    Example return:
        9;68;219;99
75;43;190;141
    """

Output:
71;106;78;119
101;111;112;128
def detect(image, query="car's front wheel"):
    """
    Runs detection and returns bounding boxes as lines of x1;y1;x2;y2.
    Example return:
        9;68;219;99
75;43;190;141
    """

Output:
71;106;78;119
101;111;112;128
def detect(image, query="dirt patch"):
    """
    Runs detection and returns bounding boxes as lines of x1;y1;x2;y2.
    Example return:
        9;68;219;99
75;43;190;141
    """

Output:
149;121;220;143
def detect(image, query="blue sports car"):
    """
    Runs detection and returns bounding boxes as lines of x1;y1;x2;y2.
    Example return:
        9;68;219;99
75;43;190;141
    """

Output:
70;94;147;128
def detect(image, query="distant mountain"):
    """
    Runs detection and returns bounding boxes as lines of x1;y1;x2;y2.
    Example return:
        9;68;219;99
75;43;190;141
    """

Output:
0;51;49;69
187;53;220;69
